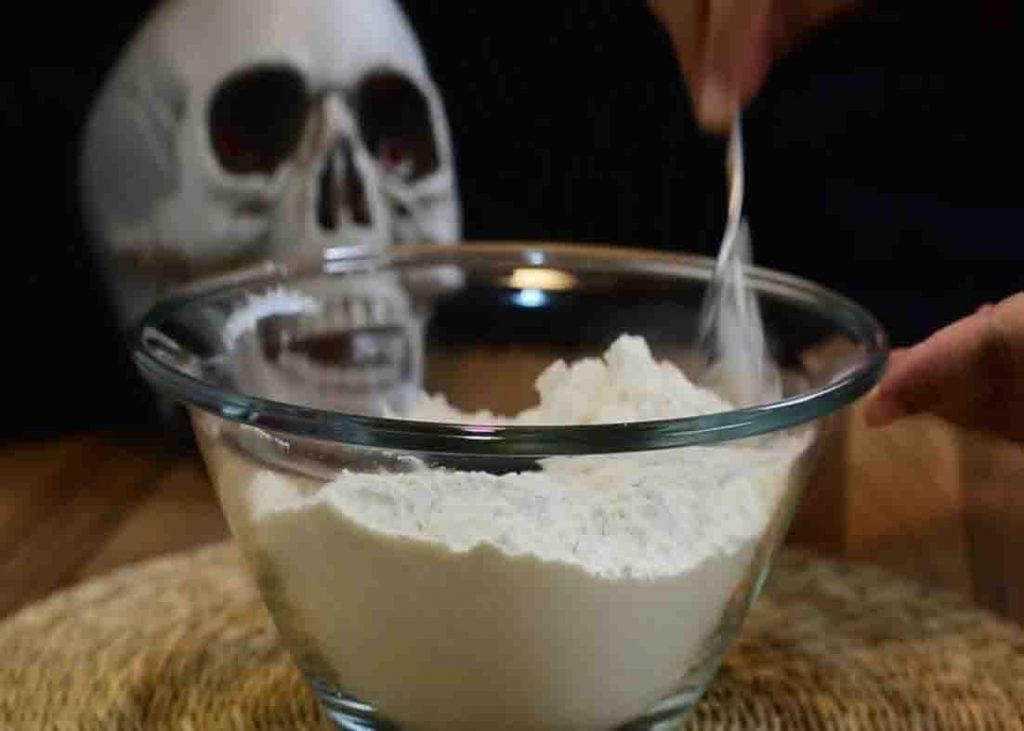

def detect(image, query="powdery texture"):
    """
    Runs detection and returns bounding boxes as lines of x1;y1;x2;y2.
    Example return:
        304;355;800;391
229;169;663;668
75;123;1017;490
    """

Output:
227;335;808;730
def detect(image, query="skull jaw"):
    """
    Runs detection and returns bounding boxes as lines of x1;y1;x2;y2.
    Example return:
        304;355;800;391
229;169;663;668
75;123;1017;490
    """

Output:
226;273;425;418
232;331;423;417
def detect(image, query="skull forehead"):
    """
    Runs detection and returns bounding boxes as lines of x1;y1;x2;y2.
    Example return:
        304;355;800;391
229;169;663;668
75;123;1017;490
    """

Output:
148;0;430;92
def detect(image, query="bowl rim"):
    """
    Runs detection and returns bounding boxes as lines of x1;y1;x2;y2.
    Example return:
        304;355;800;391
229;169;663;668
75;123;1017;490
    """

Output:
132;242;889;455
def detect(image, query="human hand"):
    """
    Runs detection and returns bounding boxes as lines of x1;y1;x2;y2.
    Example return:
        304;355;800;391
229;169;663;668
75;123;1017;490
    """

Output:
865;293;1024;442
649;0;857;132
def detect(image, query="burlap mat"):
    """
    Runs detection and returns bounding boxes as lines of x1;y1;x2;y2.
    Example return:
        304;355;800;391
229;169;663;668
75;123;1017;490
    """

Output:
1;544;1022;730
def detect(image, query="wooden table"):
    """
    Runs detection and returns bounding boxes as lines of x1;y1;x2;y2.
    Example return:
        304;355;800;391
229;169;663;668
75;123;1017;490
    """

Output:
0;433;229;619
2;404;1022;622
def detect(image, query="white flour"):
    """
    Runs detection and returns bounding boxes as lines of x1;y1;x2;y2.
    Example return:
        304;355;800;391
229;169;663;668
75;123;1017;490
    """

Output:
217;335;808;730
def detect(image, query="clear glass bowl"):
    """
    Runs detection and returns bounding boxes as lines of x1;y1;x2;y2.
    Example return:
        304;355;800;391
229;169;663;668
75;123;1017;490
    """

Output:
134;242;887;731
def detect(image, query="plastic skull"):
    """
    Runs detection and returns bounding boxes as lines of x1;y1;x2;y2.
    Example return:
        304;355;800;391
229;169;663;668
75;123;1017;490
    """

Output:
81;0;461;330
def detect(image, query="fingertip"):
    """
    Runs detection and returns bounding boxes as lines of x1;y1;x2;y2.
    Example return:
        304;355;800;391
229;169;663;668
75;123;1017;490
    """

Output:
863;397;901;429
881;347;910;378
886;346;910;362
695;76;736;133
862;385;906;428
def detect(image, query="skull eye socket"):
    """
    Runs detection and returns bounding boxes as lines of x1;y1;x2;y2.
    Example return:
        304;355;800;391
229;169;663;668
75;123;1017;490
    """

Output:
209;66;308;175
356;69;439;181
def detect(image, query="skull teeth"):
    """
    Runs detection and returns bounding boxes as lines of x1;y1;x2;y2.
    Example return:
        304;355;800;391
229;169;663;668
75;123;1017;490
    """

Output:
276;349;402;389
368;297;389;324
348;299;368;329
234;285;415;395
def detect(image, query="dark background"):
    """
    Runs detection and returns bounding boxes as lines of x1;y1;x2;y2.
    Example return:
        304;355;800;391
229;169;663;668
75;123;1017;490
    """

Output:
3;0;1020;435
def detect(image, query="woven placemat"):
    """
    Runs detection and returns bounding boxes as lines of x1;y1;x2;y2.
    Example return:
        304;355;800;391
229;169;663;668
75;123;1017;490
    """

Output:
1;544;1022;730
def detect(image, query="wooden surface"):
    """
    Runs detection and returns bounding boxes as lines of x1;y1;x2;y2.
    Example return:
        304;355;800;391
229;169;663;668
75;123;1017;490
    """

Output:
1;407;1022;622
0;433;229;619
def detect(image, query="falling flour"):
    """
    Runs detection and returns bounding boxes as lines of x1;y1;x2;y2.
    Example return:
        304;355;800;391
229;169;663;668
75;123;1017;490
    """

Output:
212;335;809;731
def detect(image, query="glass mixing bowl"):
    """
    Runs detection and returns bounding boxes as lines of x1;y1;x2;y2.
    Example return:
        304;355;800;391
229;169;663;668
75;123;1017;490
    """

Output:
134;243;887;731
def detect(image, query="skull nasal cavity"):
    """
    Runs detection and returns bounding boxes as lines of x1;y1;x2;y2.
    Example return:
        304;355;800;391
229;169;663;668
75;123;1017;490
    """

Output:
316;141;371;232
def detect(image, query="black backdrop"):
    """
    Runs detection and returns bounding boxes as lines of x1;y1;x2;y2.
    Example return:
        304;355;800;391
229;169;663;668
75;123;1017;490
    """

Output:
3;0;1020;435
